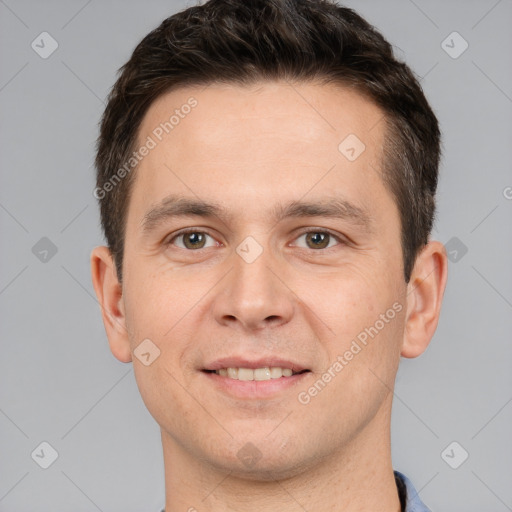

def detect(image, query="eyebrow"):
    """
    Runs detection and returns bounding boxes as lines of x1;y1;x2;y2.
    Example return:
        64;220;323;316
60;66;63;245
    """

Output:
140;194;374;235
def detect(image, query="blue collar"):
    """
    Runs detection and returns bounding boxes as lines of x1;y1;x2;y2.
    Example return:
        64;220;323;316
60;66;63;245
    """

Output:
394;471;432;512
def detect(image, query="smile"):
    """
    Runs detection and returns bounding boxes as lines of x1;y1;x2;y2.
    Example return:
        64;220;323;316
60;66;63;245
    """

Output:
205;367;309;381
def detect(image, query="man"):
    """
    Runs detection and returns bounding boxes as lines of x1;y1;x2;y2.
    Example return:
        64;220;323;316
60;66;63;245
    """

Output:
90;1;447;510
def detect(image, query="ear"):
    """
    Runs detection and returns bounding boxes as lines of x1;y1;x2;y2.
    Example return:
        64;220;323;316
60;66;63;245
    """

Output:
90;246;132;363
401;240;448;358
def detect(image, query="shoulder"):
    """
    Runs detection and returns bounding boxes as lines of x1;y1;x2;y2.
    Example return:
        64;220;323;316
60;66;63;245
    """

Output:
394;470;432;512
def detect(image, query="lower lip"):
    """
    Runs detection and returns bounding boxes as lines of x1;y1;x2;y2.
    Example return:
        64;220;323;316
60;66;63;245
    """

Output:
201;371;310;399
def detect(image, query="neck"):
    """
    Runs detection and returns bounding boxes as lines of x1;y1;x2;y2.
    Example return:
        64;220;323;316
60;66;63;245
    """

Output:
161;400;400;512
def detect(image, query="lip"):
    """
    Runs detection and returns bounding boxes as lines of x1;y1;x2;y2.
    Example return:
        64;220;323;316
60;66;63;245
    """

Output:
201;356;311;399
203;357;308;373
201;370;310;399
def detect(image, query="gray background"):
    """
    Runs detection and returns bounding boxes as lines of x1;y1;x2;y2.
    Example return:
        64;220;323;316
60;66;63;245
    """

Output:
1;0;511;511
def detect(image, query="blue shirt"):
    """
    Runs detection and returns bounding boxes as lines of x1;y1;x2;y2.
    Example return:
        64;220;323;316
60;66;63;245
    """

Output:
395;470;431;512
161;471;430;511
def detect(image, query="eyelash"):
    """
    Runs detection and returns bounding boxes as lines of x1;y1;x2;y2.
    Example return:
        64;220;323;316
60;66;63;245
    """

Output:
167;227;346;251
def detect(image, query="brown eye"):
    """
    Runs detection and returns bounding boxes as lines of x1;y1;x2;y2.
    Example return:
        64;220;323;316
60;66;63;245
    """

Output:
182;232;207;249
305;232;331;249
294;230;342;250
169;230;216;250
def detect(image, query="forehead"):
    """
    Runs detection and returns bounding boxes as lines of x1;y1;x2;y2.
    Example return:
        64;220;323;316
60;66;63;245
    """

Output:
138;80;384;158
128;80;393;230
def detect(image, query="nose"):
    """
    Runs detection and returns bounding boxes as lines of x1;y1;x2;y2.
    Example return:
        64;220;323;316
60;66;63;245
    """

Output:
212;242;295;332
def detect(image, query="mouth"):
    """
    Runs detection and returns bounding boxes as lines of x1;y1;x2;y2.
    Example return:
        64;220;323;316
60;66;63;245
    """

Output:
202;367;310;381
200;359;311;399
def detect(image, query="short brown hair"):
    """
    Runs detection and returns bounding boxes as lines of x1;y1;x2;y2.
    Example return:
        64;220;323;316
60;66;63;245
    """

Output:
95;0;441;284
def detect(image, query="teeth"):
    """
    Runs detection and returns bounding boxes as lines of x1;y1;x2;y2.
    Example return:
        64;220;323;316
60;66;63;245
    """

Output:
254;367;271;381
214;366;298;381
238;368;254;381
270;367;283;378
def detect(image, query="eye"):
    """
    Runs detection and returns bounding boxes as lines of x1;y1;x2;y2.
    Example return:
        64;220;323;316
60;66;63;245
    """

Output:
166;228;344;251
168;229;219;250
292;229;344;250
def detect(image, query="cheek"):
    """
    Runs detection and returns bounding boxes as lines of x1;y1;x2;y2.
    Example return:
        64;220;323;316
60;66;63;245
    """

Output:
123;269;189;342
132;360;202;450
310;265;405;380
122;271;205;381
302;266;390;337
298;293;404;433
123;275;201;432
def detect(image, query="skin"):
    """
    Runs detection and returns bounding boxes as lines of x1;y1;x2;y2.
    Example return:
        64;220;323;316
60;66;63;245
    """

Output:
91;81;448;512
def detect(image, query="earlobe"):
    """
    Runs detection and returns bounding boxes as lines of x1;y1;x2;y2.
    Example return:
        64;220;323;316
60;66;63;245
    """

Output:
90;246;132;363
401;240;448;358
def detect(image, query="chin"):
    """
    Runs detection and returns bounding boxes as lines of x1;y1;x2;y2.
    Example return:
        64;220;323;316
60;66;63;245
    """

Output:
205;438;317;482
217;458;310;482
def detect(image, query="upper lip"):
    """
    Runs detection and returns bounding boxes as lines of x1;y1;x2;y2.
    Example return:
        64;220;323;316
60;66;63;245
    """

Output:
203;357;308;372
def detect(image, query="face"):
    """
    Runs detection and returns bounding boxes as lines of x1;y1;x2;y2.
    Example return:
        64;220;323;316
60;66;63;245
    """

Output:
102;81;412;478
